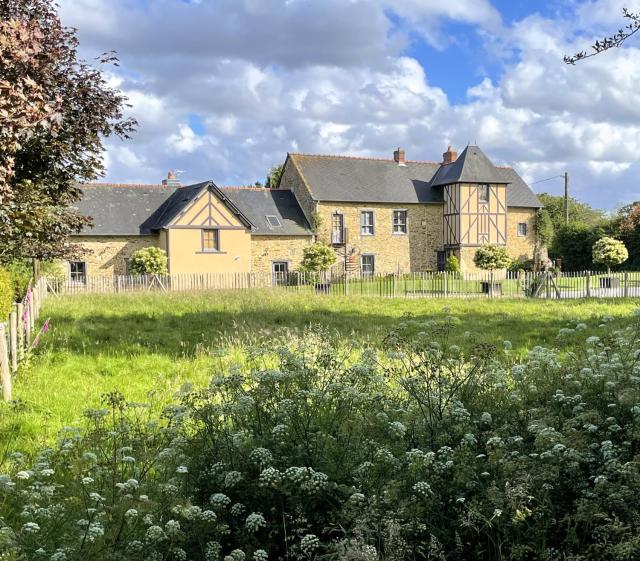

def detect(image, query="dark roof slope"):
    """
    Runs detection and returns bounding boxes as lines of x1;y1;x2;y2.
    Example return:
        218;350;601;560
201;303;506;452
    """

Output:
222;188;313;236
290;154;442;204
289;148;541;208
73;184;177;235
430;145;508;187
497;168;542;208
143;181;210;230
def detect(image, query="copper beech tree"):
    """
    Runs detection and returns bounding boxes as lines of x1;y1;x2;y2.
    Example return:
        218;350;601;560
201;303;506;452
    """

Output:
0;0;136;263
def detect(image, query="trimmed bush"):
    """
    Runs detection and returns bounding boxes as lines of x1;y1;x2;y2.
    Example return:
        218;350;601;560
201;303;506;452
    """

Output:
473;244;511;270
299;242;337;273
445;254;460;273
592;236;628;274
0;266;13;319
129;247;168;276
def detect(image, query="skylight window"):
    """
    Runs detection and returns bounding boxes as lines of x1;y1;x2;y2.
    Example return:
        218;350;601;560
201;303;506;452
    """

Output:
266;215;282;228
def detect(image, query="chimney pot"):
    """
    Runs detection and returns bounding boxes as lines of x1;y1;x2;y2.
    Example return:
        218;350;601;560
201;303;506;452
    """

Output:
393;147;406;165
162;170;182;187
442;146;457;165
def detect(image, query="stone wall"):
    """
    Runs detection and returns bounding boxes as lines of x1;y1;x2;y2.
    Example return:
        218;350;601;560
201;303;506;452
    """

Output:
507;207;537;262
279;156;317;228
69;235;159;277
315;202;444;273
251;235;313;273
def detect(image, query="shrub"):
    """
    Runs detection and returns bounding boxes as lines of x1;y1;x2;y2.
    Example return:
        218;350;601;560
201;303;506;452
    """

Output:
592;236;628;274
0;266;13;319
444;254;460;273
0;393;227;561
299;242;336;273
553;223;605;271
508;258;535;273
4;261;31;301
129;247;168;276
473;244;511;270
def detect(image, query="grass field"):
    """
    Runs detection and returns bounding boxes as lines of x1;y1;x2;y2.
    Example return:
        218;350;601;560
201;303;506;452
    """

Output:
2;289;639;456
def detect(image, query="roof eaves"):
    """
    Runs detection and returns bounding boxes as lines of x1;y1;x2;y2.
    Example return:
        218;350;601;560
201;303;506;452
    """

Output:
288;153;316;201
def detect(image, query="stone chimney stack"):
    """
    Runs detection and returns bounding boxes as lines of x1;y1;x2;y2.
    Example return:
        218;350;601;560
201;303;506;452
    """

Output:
442;146;457;165
393;148;406;166
162;170;182;187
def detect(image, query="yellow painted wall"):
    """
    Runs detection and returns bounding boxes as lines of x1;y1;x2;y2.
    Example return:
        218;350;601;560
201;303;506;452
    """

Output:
166;227;252;274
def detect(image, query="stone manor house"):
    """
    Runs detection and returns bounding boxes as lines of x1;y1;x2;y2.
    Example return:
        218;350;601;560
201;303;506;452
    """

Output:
66;145;542;282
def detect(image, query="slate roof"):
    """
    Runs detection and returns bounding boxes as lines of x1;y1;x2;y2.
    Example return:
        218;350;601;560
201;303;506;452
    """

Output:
430;145;507;187
73;184;177;235
289;148;541;208
73;182;311;236
290;154;442;204
222;188;313;236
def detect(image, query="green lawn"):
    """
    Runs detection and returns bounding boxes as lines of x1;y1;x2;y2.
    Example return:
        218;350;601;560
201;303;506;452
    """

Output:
2;289;639;456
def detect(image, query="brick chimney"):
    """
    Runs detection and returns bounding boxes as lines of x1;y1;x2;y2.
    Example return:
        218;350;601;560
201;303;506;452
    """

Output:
162;170;182;187
442;146;457;165
393;148;406;166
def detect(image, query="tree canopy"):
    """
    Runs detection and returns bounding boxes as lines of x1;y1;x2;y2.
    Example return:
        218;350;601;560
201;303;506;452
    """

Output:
0;0;135;263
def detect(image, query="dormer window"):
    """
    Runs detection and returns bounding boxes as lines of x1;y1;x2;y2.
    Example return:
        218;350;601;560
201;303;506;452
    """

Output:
266;215;282;228
478;184;490;203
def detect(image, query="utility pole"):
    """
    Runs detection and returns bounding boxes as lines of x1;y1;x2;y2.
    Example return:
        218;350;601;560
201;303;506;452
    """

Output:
564;172;569;226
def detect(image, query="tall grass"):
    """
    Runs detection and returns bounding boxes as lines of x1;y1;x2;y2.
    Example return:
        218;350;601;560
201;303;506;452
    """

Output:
2;289;639;456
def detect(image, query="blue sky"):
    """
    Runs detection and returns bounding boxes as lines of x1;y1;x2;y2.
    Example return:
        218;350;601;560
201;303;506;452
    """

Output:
58;0;640;211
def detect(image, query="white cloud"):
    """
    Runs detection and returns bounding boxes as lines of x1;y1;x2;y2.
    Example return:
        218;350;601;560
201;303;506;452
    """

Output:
56;0;640;209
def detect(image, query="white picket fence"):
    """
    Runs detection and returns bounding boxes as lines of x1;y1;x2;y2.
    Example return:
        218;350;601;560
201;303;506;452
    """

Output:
43;270;640;299
0;278;49;402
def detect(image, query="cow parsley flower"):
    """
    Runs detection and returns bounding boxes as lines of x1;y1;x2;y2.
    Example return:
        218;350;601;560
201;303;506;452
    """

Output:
22;522;40;533
253;550;268;561
300;534;320;555
245;512;266;532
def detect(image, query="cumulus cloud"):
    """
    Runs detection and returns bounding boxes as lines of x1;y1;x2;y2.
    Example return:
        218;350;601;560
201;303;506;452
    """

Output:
58;0;640;209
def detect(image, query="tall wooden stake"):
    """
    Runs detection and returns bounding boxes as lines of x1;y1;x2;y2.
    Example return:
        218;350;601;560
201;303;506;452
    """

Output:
0;324;12;401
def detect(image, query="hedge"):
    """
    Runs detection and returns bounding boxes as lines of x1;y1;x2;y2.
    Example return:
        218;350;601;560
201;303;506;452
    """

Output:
0;266;13;320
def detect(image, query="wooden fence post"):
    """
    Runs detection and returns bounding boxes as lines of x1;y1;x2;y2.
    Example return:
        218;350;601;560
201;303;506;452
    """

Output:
16;303;24;360
624;272;629;298
0;324;12;401
586;271;591;298
9;308;17;373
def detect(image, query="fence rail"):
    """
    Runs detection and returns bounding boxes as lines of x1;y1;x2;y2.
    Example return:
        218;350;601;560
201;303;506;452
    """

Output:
44;270;640;300
1;278;49;401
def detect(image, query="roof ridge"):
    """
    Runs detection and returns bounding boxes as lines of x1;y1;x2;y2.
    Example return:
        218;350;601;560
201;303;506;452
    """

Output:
82;182;167;189
290;152;440;165
221;186;274;191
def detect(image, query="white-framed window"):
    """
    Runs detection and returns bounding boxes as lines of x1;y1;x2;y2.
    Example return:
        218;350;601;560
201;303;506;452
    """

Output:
361;254;375;275
272;261;289;285
478;184;490;203
393;209;408;234
69;261;87;284
517;222;528;237
360;211;374;236
202;228;220;251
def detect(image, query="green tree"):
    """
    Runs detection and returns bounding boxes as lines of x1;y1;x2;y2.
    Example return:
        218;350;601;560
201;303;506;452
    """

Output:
299;242;336;273
592;236;628;274
265;164;283;188
473;244;511;271
0;0;135;264
554;224;606;271
537;193;606;232
129;247;168;276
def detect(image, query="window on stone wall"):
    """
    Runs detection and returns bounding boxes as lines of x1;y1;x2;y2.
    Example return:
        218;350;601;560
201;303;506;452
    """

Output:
478;184;490;203
393;210;408;234
360;211;374;236
69;261;87;284
361;254;375;275
202;229;220;251
517;222;528;237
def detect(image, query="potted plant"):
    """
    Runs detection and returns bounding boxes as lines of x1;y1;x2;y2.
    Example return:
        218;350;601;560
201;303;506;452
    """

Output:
299;242;337;293
473;244;512;295
592;237;628;288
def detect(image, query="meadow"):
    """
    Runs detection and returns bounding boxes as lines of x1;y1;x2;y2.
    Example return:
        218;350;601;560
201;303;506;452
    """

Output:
1;289;639;455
